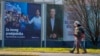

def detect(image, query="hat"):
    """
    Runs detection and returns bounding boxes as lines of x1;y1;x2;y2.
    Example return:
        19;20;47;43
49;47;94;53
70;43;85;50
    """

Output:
74;21;80;25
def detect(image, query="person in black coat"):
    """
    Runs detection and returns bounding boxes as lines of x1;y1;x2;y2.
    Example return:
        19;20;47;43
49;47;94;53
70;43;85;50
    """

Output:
46;8;62;40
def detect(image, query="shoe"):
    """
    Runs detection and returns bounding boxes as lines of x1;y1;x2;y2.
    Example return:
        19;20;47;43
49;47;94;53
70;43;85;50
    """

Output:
82;51;87;54
76;52;79;54
69;50;74;53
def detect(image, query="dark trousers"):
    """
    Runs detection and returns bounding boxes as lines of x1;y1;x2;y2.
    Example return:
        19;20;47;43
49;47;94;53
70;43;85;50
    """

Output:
71;38;86;53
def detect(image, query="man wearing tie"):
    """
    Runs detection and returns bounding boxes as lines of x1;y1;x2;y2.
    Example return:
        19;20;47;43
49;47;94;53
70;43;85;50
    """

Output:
47;8;62;40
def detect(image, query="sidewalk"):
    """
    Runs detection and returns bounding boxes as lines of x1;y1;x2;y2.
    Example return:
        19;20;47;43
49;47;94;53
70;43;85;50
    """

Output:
0;51;100;56
40;53;100;56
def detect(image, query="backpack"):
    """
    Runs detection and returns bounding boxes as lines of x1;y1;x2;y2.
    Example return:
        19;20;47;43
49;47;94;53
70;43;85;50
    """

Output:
77;27;85;38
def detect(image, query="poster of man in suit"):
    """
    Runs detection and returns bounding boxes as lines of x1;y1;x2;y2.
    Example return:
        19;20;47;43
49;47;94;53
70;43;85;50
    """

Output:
46;5;63;40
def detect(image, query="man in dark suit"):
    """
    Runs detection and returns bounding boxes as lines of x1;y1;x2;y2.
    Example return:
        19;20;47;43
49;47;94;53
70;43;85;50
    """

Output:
46;8;62;40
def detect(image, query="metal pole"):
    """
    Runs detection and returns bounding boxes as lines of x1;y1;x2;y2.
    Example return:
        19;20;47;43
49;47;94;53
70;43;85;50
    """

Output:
1;1;5;48
42;0;46;47
41;0;43;48
44;3;46;48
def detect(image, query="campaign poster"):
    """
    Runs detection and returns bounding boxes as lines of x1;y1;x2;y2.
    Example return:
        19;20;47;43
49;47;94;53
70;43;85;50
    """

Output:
4;1;41;40
63;12;74;41
46;4;63;40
